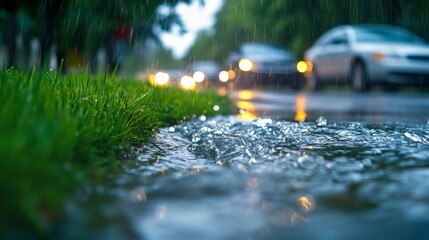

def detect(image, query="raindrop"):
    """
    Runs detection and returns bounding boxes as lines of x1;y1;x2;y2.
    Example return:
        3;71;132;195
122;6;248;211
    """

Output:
168;127;175;133
157;206;167;220
192;134;200;143
316;116;327;127
248;158;257;165
129;187;147;202
199;115;207;121
213;105;220;111
404;132;424;143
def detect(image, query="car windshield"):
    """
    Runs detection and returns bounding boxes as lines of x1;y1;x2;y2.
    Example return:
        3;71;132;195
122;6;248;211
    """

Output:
353;26;424;44
241;44;292;58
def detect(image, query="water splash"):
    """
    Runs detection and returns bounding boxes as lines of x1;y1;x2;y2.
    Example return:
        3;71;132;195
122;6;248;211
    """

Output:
136;115;429;189
128;116;429;239
316;116;327;127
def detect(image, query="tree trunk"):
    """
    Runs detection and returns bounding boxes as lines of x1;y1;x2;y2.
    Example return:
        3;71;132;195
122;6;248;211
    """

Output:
40;0;67;69
105;30;116;73
40;14;55;68
7;9;17;68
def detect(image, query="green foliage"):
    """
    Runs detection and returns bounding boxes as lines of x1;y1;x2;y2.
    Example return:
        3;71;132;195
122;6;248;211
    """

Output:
57;0;194;52
0;69;231;237
188;0;429;62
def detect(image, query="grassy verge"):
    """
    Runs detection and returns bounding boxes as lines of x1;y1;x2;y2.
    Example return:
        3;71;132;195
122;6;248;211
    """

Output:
0;69;232;237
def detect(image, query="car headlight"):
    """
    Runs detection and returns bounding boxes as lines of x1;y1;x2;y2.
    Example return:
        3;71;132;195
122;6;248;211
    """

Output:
219;71;229;82
154;72;169;86
193;71;205;83
296;61;313;73
239;58;254;71
180;76;196;90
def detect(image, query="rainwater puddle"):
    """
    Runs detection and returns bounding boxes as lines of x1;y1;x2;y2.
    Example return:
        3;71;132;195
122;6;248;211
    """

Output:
61;116;429;240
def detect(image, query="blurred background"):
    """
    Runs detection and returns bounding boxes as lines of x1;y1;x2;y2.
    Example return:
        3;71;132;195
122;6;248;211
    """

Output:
1;0;429;92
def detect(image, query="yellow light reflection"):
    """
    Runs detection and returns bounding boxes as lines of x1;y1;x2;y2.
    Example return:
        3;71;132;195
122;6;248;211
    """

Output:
180;76;196;90
237;109;257;120
306;61;313;72
295;94;307;122
148;73;156;85
248;158;257;164
295;112;307;122
228;70;236;80
297;196;315;212
296;61;308;73
219;71;229;82
217;87;228;96
193;71;205;83
236;101;255;110
238;90;254;100
239;58;253;72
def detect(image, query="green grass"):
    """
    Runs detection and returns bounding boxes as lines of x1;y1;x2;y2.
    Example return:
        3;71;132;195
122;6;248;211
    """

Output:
0;69;232;237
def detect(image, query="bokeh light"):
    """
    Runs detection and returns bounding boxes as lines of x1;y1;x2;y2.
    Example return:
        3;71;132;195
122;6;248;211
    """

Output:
154;72;170;86
296;61;308;73
180;76;196;89
239;58;254;72
228;70;236;80
219;71;229;82
193;71;205;83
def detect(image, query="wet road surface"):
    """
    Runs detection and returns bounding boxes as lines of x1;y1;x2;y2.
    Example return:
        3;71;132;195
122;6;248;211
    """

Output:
230;90;429;124
56;89;429;240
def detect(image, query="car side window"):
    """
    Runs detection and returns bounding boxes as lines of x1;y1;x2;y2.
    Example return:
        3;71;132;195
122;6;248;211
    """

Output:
325;32;348;46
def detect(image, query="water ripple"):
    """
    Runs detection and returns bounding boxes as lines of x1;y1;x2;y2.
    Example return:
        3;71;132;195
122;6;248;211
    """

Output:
131;116;429;239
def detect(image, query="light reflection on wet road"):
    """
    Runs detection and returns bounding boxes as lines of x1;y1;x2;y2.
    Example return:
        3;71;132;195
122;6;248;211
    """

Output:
56;88;429;240
230;90;429;124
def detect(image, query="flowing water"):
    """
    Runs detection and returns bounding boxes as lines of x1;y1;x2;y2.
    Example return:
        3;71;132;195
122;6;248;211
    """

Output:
59;116;429;240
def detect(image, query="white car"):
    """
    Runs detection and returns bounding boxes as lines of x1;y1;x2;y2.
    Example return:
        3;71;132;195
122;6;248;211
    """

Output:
304;24;429;91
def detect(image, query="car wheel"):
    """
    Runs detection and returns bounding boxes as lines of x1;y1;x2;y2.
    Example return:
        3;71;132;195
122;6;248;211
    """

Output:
351;61;369;92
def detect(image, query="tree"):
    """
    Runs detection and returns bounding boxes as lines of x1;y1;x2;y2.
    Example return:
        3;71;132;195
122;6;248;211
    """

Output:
0;0;40;68
55;0;193;72
187;0;429;63
0;0;197;71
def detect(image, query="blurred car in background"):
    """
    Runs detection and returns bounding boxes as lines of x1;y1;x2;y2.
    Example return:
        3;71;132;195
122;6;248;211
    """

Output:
304;24;429;91
148;69;186;87
188;60;221;84
227;43;302;89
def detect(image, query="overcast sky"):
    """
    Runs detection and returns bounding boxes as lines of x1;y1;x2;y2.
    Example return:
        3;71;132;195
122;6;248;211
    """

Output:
159;0;224;59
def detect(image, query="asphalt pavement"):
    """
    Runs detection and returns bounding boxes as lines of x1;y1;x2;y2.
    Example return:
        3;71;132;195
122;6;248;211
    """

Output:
230;89;429;124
